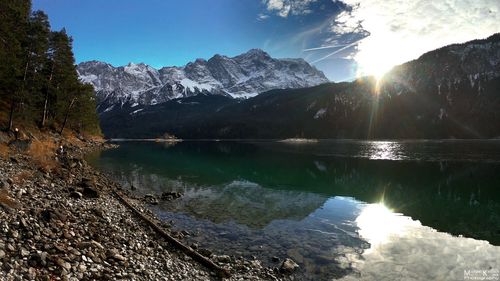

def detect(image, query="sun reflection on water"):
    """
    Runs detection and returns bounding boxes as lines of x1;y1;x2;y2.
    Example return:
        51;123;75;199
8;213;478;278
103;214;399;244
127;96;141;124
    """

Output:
366;141;403;160
356;203;419;247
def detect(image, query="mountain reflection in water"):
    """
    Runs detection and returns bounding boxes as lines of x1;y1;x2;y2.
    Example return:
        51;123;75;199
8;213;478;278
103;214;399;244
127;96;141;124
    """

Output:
87;140;500;280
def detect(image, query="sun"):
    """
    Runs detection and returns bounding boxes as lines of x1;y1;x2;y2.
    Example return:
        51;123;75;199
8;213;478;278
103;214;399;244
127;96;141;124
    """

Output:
353;34;403;81
356;51;396;81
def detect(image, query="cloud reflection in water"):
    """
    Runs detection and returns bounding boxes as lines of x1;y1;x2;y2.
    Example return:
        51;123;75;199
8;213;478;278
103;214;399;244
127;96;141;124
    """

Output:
340;202;500;281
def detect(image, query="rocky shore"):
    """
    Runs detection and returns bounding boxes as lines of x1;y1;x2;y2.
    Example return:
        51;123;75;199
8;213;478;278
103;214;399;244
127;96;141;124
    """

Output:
0;131;291;280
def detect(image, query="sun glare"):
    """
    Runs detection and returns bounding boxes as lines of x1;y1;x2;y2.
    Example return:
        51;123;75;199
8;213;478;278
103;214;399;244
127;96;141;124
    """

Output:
352;26;413;81
354;39;399;80
356;203;417;247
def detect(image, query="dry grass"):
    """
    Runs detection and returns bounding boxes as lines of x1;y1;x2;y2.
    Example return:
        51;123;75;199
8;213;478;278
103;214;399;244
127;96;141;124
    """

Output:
0;189;21;210
62;131;85;147
11;170;33;185
0;143;8;158
27;139;59;172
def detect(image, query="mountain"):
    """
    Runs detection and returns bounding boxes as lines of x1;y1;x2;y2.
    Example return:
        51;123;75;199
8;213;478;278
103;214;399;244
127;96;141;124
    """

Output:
98;33;500;139
77;49;329;113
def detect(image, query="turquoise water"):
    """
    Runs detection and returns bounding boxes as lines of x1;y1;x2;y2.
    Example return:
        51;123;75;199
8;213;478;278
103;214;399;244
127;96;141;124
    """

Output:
87;140;500;280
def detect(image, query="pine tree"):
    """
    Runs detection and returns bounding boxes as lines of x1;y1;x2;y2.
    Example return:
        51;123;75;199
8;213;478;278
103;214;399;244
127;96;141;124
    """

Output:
0;0;100;135
24;10;50;123
0;0;31;131
46;30;78;130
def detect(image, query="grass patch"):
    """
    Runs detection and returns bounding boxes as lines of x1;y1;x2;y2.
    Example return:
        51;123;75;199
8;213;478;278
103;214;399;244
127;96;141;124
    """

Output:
62;131;85;147
11;170;33;185
27;139;59;172
0;189;21;210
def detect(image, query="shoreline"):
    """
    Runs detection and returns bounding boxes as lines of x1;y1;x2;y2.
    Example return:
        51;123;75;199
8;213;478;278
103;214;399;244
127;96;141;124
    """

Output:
0;131;289;280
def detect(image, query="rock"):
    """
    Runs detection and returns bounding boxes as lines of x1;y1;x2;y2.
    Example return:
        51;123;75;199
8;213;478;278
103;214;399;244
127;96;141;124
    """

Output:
80;178;94;188
69;191;83;199
91;240;104;250
144;194;158;205
91;208;104;218
28;252;47;267
160;191;182;200
250;260;262;269
82;187;99;198
286;248;304;264
198;248;212;257
271;256;280;262
0;180;9;189
40;209;55;222
40;209;67;222
56;258;71;271
113;254;126;262
214;255;231;263
20;248;29;257
78;264;87;272
10;230;19;239
106;248;126;262
280;258;299;274
0;250;5;258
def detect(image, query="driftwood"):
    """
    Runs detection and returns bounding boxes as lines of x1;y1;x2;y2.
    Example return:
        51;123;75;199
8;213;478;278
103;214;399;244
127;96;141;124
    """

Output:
112;191;231;278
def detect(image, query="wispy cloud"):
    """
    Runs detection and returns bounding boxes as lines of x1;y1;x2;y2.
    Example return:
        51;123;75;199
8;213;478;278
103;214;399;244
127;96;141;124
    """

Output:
333;0;500;75
309;39;362;64
257;13;270;21
303;43;351;52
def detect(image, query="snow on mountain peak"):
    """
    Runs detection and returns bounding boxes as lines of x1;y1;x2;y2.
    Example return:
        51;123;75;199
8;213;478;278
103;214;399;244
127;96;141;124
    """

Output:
77;49;329;112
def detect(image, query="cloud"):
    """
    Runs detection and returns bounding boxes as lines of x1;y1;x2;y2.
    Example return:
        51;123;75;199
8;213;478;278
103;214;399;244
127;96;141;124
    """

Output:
263;0;318;17
257;13;270;21
333;0;500;76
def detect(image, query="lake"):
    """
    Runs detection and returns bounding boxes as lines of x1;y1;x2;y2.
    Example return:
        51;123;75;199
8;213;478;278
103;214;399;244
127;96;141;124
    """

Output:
86;140;500;280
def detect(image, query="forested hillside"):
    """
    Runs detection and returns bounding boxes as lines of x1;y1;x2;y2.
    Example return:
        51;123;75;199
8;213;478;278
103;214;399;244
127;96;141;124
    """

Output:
99;34;500;139
0;0;100;135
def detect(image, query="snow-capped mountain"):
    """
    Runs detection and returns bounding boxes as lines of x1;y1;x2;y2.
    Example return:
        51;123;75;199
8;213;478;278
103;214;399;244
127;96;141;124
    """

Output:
77;49;329;112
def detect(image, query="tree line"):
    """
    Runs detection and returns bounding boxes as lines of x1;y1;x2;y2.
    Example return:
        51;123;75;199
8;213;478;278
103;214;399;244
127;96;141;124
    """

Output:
0;0;100;135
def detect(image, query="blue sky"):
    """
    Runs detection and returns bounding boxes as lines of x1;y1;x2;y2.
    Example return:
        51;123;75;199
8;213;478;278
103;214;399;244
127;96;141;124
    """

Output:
32;0;500;82
32;0;357;81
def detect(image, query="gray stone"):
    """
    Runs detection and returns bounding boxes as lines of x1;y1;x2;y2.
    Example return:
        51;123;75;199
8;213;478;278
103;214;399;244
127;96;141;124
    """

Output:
20;248;29;257
10;230;19;239
0;180;9;189
280;258;299;273
56;258;71;271
78;264;87;272
69;191;83;199
198;248;212;257
214;255;231;263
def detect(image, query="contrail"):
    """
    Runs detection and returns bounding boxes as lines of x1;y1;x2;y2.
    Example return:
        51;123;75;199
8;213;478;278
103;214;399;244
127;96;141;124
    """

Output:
310;39;362;64
303;44;351;52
